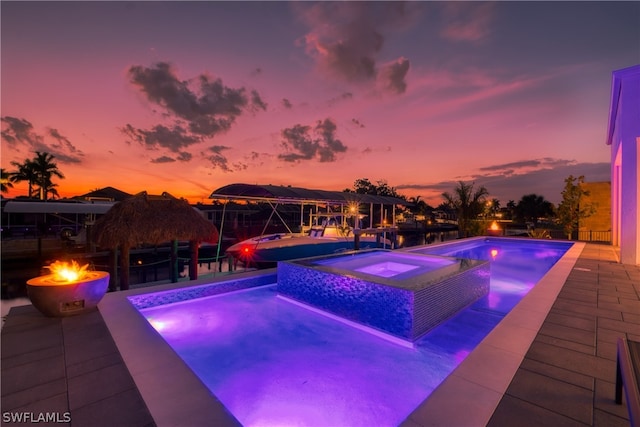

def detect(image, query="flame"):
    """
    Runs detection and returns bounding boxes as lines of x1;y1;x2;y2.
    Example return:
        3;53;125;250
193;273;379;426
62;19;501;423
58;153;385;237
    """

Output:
490;221;500;231
46;260;90;283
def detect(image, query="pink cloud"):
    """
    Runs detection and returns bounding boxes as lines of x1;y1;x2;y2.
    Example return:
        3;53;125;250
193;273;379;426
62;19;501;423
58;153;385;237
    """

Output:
295;2;412;94
377;57;411;94
1;116;84;164
405;68;550;120
439;2;496;43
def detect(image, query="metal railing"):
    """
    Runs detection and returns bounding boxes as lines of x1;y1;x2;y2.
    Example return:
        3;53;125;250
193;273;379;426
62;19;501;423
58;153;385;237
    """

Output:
578;230;611;243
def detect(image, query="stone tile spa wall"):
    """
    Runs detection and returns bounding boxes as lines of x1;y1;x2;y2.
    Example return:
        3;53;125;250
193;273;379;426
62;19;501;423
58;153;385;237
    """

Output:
277;257;490;341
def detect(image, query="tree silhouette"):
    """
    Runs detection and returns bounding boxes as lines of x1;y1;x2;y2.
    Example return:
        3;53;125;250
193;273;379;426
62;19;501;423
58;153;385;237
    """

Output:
409;195;433;216
557;175;595;240
31;151;65;200
505;200;516;220
348;178;404;199
1;168;14;194
9;158;38;198
515;194;554;225
442;181;489;238
9;152;65;200
487;198;501;218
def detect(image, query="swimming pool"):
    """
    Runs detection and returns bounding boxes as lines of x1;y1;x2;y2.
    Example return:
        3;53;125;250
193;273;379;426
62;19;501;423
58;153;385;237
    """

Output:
402;237;574;314
100;237;582;426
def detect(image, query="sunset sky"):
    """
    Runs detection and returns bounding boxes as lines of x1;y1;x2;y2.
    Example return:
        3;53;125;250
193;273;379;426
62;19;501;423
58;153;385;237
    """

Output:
2;1;638;206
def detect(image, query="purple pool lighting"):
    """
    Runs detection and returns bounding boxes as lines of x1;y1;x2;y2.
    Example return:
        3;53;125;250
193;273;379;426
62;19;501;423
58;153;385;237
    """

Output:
142;286;459;426
310;250;457;279
401;237;574;314
357;261;418;277
133;237;573;426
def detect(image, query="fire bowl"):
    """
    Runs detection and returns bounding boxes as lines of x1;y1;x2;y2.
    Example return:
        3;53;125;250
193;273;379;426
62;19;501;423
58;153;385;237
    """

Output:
26;271;110;317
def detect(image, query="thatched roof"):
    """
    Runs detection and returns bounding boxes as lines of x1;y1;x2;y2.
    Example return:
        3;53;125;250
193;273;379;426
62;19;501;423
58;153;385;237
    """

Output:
92;192;219;249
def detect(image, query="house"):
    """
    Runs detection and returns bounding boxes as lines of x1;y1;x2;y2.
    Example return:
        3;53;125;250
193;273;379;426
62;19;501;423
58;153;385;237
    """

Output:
74;186;132;202
606;64;640;265
579;181;611;242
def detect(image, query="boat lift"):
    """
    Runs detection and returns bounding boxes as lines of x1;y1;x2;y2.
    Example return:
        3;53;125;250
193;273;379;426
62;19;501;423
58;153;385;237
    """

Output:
208;183;410;266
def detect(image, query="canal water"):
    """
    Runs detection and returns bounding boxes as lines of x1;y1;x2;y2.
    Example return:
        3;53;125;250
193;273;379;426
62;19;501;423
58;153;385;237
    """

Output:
1;230;458;301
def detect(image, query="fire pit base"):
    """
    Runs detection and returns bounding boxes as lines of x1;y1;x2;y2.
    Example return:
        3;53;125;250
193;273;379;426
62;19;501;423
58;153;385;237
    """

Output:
26;271;110;317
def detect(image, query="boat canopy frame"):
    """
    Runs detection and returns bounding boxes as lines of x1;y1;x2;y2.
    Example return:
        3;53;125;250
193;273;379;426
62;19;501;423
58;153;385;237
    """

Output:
209;183;406;253
210;184;404;266
209;183;410;207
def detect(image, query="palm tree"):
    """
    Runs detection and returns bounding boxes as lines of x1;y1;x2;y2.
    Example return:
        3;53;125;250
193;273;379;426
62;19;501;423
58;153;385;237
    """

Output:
41;177;61;200
409;195;431;216
31;151;64;200
442;181;489;238
1;168;14;194
506;200;516;220
9;158;38;198
515;194;554;225
488;198;501;218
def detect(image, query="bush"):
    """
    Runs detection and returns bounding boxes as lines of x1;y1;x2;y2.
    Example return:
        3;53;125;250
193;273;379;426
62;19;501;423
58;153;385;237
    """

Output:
528;228;551;239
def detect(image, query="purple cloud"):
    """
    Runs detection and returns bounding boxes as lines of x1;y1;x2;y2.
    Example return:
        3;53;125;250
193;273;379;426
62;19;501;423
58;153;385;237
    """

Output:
295;2;412;94
123;62;268;165
279;118;347;163
1;116;84;164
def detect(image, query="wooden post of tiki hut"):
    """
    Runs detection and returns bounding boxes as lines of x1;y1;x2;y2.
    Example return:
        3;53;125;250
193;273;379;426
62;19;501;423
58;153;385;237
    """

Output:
189;240;199;281
92;192;219;290
108;247;118;292
170;239;179;283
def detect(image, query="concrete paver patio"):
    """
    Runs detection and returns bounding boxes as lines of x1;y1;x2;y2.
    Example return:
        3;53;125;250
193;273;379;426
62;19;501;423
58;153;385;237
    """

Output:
488;244;639;427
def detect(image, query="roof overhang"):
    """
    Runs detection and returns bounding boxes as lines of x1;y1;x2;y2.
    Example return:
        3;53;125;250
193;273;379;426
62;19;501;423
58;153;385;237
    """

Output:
606;64;640;146
3;200;115;214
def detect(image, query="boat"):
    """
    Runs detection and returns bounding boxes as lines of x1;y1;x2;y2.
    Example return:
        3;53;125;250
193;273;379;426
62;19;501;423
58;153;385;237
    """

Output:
226;217;392;267
210;183;409;268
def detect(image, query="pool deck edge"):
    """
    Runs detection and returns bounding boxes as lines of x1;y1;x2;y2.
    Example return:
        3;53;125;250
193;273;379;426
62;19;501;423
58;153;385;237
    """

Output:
99;288;241;426
400;241;586;426
99;269;276;427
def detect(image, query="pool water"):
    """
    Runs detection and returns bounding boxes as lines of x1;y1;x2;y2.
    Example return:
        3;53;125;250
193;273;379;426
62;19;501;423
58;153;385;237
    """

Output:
311;250;458;279
139;238;572;426
357;260;419;277
404;237;573;314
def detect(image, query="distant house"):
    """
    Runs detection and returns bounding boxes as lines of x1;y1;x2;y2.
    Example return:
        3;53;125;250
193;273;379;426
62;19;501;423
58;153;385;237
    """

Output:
606;65;640;265
196;202;261;230
74;186;132;202
579;181;611;243
433;208;457;224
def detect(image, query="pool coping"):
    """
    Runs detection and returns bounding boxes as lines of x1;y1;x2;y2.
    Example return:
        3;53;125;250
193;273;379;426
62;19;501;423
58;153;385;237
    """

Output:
401;238;585;426
99;238;585;427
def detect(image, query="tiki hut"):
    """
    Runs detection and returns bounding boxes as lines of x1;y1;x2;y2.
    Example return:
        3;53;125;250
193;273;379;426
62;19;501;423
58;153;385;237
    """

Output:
92;192;219;290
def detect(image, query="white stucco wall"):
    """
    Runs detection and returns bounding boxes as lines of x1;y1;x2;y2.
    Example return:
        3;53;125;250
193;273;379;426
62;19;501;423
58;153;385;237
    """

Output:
607;65;640;265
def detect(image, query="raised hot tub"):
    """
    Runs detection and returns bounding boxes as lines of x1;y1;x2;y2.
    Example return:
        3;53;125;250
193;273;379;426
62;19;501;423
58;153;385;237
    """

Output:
277;250;490;342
